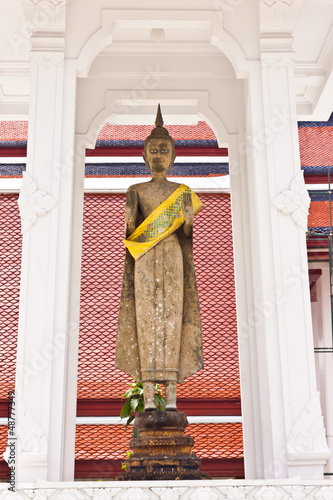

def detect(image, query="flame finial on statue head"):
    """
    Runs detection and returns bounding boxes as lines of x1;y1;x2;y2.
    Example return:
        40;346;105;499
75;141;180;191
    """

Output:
144;104;175;152
155;103;164;127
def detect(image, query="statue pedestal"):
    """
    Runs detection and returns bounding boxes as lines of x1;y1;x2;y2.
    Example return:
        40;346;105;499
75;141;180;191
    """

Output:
116;411;208;481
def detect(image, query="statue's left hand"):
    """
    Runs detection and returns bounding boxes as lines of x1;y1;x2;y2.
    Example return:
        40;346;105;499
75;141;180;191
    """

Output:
182;192;194;227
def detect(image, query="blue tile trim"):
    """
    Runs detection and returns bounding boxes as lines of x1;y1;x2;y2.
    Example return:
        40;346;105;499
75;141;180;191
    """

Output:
309;191;331;201
0;162;229;178
0;139;219;148
0;141;27;148
94;139;219;147
302;166;333;174
0;164;26;176
298;112;333;127
307;227;331;234
85;162;229;177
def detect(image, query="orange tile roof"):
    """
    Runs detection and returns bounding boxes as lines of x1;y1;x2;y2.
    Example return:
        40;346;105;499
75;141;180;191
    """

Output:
0;121;216;143
0;422;243;479
98;122;217;141
0;194;21;399
308;201;332;228
2;119;332;163
299;126;333;166
74;423;243;461
0;426;7;449
0;121;28;142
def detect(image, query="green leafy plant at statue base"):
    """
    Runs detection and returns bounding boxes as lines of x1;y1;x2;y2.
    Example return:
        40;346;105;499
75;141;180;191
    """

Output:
120;379;166;436
120;379;166;470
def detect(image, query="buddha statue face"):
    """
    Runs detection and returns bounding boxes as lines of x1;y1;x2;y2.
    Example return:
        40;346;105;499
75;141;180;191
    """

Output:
143;138;176;175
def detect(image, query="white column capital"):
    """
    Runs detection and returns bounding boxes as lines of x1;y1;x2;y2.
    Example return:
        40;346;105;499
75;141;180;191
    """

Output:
261;51;295;68
260;0;304;34
260;0;303;67
29;51;64;68
21;0;65;33
21;0;66;64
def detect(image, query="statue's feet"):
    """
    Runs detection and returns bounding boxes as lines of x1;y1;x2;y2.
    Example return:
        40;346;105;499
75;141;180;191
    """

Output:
143;381;156;410
165;381;177;411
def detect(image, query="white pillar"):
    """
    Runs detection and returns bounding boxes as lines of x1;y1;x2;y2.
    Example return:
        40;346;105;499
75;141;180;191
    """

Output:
9;0;85;482
229;0;330;479
309;262;333;475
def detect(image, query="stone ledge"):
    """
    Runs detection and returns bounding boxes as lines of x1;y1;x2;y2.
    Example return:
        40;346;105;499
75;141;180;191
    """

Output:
1;479;333;500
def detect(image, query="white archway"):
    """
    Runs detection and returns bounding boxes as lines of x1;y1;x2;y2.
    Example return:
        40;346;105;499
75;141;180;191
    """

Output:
13;0;330;482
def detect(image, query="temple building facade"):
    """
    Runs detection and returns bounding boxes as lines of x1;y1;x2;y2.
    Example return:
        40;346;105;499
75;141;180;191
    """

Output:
1;0;333;497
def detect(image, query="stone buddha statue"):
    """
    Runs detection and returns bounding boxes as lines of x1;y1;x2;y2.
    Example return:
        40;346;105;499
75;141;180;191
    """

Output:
116;105;203;411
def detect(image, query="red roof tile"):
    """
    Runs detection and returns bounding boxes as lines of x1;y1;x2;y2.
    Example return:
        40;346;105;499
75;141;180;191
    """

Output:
78;193;240;400
1;120;333;174
98;122;217;141
74;423;243;461
0;194;21;399
299;127;333;166
0;426;7;461
0;121;216;143
0;423;243;479
0;122;28;142
308;201;331;228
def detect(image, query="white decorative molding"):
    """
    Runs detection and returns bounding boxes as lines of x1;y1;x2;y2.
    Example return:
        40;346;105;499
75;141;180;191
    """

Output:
84;489;122;500
287;393;331;461
1;483;333;500
282;486;315;499
272;171;310;232
16;402;48;455
30;51;64;68
313;487;333;500
0;492;21;500
24;489;56;500
260;0;303;64
3;401;48;472
217;486;254;500
18;172;57;234
261;51;294;67
21;0;65;32
189;488;219;500
55;490;85;500
260;0;304;32
151;488;188;500
253;486;285;500
118;489;150;500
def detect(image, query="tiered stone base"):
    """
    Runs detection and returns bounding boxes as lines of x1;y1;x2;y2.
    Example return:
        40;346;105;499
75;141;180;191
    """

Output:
116;411;208;481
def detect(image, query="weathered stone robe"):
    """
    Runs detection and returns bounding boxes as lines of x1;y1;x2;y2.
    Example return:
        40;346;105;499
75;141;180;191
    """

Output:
115;223;203;384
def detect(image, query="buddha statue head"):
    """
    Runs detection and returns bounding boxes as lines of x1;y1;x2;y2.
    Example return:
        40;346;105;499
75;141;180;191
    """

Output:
142;104;177;175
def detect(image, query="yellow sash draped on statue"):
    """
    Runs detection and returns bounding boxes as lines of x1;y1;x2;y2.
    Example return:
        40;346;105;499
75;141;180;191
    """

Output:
123;184;203;260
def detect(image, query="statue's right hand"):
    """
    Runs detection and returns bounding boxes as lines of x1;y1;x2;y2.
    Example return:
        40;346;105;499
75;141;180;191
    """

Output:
125;189;138;224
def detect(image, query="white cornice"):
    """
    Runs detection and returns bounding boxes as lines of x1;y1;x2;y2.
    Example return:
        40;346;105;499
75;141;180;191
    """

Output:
0;61;30;75
0;85;29;104
295;23;333;118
